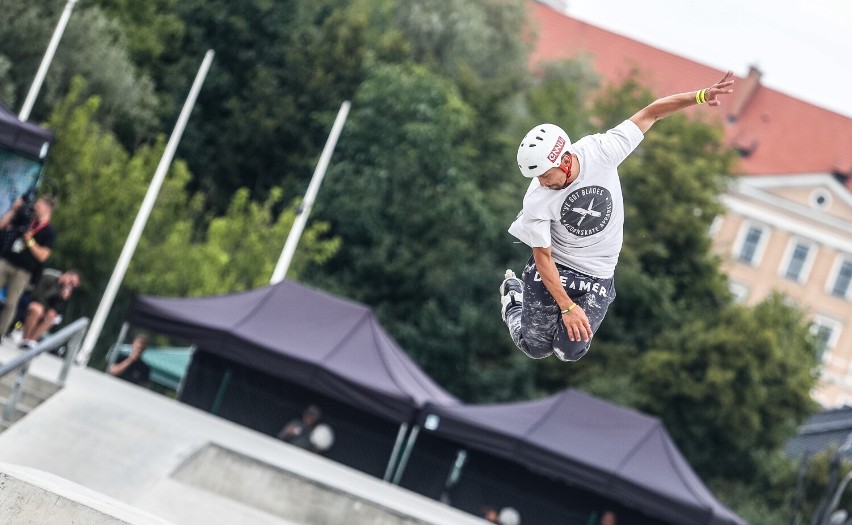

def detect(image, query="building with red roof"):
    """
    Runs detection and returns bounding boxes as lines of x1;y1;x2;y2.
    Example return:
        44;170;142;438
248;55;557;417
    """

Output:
529;0;852;180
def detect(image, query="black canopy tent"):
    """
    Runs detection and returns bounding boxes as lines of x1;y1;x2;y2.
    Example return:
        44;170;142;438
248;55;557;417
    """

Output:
0;102;54;160
403;389;747;525
128;279;459;478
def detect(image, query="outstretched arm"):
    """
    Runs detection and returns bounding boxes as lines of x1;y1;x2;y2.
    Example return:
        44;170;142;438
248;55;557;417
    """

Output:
630;71;735;133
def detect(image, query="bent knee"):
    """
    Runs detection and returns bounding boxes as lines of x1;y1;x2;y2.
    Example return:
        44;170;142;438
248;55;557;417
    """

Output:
517;341;553;360
553;343;590;362
28;302;45;316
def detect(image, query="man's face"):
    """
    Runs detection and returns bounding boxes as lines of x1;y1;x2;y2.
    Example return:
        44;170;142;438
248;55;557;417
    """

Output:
536;153;572;190
60;273;80;289
59;274;78;299
34;198;52;216
131;337;148;357
601;511;617;525
537;166;568;190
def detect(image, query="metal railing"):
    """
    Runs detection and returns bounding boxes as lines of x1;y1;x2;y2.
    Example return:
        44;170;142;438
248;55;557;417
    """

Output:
0;317;89;422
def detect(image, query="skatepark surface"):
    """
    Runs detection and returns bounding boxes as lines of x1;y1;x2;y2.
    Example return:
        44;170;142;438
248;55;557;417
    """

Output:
0;343;487;525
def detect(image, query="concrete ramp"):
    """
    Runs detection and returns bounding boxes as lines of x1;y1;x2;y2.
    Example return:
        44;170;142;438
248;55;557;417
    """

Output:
0;463;173;525
0;347;488;525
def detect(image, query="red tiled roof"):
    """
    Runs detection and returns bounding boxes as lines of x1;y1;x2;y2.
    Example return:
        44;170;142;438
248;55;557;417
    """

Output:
529;1;852;179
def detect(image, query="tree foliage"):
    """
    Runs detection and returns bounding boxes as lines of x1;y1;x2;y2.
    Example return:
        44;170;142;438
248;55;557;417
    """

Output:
636;295;818;481
90;0;185;81
307;62;535;401
44;79;339;357
152;0;367;210
0;0;159;143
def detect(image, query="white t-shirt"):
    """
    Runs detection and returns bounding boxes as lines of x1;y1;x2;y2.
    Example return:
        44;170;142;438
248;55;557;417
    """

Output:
508;120;644;278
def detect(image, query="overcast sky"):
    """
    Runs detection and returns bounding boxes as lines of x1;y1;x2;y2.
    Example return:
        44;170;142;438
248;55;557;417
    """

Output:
559;0;852;118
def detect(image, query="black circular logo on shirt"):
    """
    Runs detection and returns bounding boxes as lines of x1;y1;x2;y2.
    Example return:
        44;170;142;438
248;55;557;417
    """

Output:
559;186;613;237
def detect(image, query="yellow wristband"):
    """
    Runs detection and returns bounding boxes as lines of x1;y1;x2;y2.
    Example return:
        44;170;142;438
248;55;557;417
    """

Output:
560;304;575;315
26;239;35;248
696;89;707;104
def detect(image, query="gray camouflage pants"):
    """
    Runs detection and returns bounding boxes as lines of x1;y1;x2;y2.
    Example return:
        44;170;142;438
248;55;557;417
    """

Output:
504;256;615;361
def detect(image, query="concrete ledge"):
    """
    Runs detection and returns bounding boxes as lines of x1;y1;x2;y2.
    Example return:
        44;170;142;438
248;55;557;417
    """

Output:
0;463;174;525
173;444;431;525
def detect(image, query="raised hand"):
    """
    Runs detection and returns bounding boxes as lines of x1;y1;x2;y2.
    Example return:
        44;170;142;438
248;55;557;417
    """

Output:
705;70;735;107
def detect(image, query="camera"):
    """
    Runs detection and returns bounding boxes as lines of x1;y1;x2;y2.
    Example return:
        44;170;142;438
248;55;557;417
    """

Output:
0;188;38;254
16;188;37;225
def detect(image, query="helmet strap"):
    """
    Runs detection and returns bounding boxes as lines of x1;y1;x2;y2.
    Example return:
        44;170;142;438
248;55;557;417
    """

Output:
558;153;573;189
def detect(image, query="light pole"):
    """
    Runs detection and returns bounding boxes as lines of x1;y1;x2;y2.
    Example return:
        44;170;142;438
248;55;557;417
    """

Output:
270;100;350;284
19;0;78;122
76;50;215;366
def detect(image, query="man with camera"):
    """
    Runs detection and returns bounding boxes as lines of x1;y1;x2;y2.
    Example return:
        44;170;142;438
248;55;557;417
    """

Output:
0;194;57;337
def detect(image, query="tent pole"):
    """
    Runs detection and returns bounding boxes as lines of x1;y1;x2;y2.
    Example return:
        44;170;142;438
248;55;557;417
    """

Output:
391;425;420;485
383;422;409;482
105;322;129;370
440;449;467;501
270;100;350;284
210;369;232;415
175;345;196;400
75;50;215;366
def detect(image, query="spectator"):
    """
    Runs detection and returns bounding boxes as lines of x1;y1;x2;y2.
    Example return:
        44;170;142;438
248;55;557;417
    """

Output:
482;506;499;523
109;334;150;386
17;269;81;349
0;194;57;337
588;510;618;525
277;404;323;450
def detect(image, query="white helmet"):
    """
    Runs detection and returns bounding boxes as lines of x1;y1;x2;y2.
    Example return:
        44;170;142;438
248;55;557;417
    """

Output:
516;123;571;178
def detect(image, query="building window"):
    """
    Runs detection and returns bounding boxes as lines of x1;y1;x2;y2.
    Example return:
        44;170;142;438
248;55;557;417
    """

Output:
811;316;842;362
810;189;832;210
735;223;768;266
830;258;852;299
781;240;814;283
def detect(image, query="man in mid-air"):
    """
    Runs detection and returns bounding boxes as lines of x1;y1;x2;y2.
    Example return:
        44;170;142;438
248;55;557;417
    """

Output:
500;72;735;362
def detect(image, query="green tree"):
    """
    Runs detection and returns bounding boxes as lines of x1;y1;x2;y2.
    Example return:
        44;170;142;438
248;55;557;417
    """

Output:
515;58;601;140
157;0;366;210
635;294;818;481
128;188;339;297
44;79;339;358
308;62;535;401
90;0;185;82
389;0;530;200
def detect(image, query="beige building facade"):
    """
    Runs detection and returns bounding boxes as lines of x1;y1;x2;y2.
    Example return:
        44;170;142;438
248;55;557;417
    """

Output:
712;175;852;407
